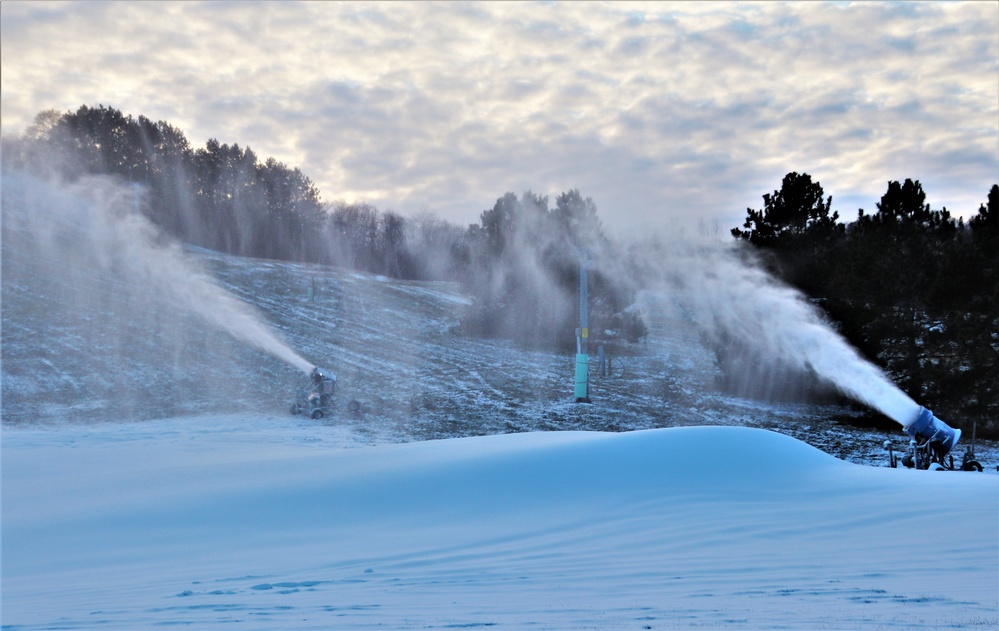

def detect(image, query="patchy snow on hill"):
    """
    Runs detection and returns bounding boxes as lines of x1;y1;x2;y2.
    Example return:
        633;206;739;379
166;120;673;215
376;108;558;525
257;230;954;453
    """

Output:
4;169;998;467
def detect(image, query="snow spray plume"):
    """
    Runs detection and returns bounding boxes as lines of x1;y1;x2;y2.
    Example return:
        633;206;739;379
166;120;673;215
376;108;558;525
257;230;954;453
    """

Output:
611;232;921;428
3;169;314;375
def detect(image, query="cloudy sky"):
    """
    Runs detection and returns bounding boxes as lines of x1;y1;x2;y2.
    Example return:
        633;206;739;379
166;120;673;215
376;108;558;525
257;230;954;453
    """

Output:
2;1;996;235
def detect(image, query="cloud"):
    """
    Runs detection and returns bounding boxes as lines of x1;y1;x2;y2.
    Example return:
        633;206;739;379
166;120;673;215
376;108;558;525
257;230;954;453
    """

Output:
1;0;996;236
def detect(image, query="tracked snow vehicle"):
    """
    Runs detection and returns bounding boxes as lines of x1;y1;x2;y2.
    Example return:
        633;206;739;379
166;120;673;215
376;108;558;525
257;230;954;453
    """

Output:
290;367;337;419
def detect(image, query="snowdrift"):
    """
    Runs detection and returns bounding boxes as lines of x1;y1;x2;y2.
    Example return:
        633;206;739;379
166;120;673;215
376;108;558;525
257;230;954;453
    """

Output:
3;420;996;630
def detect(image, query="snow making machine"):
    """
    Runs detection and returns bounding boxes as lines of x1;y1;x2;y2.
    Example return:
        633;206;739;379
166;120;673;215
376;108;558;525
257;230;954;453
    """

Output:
290;367;337;419
885;406;983;472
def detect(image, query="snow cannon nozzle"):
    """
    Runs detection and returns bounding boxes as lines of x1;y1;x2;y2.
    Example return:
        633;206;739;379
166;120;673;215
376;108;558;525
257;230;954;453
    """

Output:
310;366;333;384
906;407;961;458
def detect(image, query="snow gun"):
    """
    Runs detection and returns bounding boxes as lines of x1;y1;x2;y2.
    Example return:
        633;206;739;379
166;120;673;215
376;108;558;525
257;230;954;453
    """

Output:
290;366;337;419
886;406;982;471
906;407;961;458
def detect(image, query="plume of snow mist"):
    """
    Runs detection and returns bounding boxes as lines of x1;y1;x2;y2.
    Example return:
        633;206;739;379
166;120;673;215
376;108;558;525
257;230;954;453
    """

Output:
623;235;920;428
3;169;314;375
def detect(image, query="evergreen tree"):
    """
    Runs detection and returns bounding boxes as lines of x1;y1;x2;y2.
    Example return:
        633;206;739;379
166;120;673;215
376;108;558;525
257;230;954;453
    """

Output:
735;176;999;437
970;184;999;236
732;172;839;248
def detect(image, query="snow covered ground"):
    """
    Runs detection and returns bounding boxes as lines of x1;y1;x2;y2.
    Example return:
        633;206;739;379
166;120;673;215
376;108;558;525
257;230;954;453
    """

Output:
3;172;997;629
3;416;996;630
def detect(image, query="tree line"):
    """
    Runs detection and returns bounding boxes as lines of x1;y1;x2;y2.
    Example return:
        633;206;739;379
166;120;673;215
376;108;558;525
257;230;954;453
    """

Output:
6;106;993;433
734;172;998;437
2;105;645;351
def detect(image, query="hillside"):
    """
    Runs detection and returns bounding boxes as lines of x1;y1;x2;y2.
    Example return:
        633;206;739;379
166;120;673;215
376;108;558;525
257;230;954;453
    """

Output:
3;170;998;631
2;170;996;467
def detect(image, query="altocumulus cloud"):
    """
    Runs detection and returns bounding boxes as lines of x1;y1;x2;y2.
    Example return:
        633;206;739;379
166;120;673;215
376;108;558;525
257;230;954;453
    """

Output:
1;0;996;234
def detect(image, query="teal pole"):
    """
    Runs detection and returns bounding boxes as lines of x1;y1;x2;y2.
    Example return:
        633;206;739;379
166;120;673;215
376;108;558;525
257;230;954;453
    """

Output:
574;353;589;401
575;256;591;403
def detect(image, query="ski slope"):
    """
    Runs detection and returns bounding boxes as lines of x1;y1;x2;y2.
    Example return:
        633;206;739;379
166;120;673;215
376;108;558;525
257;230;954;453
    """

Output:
3;171;997;629
6;169;999;466
2;418;996;630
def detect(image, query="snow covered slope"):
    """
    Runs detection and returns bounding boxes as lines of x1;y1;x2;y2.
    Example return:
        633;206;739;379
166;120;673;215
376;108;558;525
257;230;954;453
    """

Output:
3;419;996;630
3;171;997;630
9;197;992;464
4;169;998;462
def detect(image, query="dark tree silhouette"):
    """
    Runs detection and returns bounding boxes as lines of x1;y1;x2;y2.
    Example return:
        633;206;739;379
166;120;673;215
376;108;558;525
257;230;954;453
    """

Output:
732;172;839;247
734;176;999;437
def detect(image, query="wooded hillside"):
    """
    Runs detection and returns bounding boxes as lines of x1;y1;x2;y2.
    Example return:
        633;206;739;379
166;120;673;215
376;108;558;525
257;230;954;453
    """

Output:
735;173;998;436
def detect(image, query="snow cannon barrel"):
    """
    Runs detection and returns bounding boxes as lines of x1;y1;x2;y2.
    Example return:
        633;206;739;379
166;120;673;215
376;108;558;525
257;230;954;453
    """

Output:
310;366;333;384
905;407;961;458
292;366;337;419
